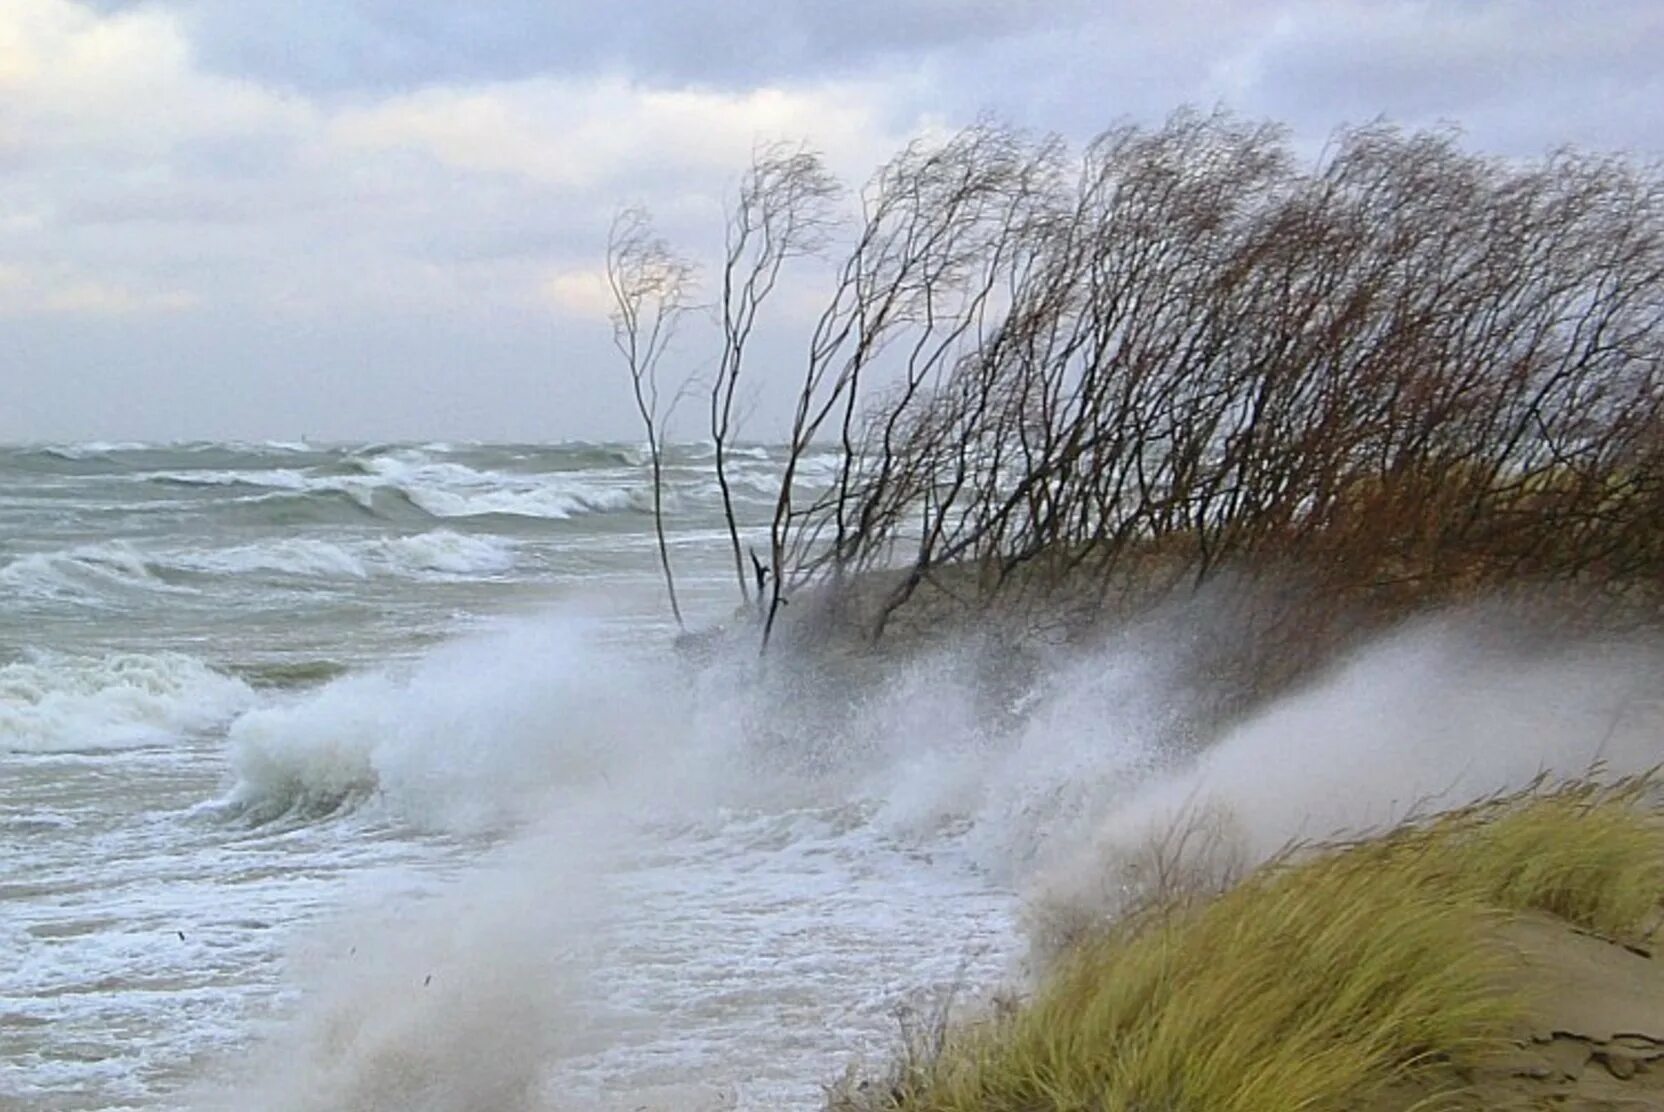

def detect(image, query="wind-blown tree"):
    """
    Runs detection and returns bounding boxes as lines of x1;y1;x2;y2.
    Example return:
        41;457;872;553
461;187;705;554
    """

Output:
771;112;1663;642
712;142;841;612
605;109;1664;648
606;207;696;630
760;123;1066;645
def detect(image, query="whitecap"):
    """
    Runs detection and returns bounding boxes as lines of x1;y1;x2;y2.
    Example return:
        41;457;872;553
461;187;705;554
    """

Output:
0;542;191;603
0;650;256;753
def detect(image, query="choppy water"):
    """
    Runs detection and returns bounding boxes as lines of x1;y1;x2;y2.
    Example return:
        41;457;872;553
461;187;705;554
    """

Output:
6;441;1661;1111
2;441;1028;1110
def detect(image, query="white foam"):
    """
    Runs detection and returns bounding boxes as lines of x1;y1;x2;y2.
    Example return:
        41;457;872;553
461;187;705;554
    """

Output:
0;650;256;752
375;530;517;576
0;541;190;603
1025;620;1664;925
220;619;670;829
193;606;1664;1109
171;538;372;580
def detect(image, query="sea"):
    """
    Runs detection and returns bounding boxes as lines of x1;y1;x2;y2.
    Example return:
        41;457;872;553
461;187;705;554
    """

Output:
0;440;1041;1111
6;440;1660;1111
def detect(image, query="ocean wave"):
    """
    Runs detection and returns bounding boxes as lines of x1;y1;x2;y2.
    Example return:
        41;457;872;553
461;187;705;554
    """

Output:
145;469;385;514
216;619;682;830
0;542;194;603
401;483;639;519
786;451;846;480
230;658;353;690
376;530;518;576
0;650;255;753
169;538;374;580
224;488;393;526
35;441;152;460
132;451;647;522
1;530;518;598
144;468;318;490
351;452;643;520
6;440;787;524
718;444;772;461
696;472;780;500
177;531;519;580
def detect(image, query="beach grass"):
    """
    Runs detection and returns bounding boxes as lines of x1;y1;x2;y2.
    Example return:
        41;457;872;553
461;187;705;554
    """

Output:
830;778;1664;1112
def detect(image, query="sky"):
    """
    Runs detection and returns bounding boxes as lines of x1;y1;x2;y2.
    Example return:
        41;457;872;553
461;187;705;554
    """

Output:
2;0;1660;443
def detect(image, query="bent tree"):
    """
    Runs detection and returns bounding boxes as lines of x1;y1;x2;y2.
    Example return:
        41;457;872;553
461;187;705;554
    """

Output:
713;142;840;613
606;110;1664;648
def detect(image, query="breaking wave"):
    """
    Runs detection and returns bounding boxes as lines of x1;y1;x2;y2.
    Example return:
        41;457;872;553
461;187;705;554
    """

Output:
1;532;519;599
196;606;1664;1110
345;453;643;520
216;620;647;827
0;650;256;753
0;542;194;603
175;531;519;581
133;453;648;522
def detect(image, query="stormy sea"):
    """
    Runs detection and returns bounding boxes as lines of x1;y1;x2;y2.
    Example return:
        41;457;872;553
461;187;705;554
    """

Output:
5;440;1659;1110
1;440;1031;1110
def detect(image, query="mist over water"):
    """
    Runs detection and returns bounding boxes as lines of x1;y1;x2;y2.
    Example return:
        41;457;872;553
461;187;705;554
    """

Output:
3;442;1659;1110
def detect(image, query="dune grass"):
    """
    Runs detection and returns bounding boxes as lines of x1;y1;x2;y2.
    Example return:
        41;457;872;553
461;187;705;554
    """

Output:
831;778;1664;1112
1346;777;1664;942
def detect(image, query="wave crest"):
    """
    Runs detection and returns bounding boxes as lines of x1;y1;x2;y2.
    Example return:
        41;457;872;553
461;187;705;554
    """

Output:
0;542;191;603
0;650;255;753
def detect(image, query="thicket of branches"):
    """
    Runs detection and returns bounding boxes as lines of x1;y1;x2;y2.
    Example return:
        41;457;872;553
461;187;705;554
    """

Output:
608;110;1664;646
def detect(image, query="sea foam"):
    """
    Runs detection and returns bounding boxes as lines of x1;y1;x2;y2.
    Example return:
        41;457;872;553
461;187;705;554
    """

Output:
195;604;1664;1110
0;650;256;752
0;542;191;603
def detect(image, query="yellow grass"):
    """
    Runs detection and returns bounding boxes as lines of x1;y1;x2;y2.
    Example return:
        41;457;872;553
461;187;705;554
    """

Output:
833;779;1664;1112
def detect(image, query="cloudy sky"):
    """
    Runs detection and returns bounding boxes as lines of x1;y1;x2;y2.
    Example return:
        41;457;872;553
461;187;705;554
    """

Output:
2;0;1660;442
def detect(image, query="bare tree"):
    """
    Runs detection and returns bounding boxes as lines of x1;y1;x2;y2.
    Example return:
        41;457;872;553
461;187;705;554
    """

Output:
713;142;841;612
601;110;1664;649
765;111;1664;643
761;122;1063;646
606;207;697;630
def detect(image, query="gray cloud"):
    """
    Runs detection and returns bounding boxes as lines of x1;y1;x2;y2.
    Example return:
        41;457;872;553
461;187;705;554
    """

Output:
170;0;1098;93
1;0;1659;442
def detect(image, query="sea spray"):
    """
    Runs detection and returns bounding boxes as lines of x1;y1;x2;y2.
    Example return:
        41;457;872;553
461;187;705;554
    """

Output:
217;603;1664;896
219;617;732;832
208;833;617;1112
193;604;1664;1109
1024;615;1664;941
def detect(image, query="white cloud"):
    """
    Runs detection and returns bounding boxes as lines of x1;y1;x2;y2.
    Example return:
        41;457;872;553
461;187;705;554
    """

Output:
539;266;613;321
0;263;199;316
328;76;909;192
0;0;309;154
0;0;919;325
